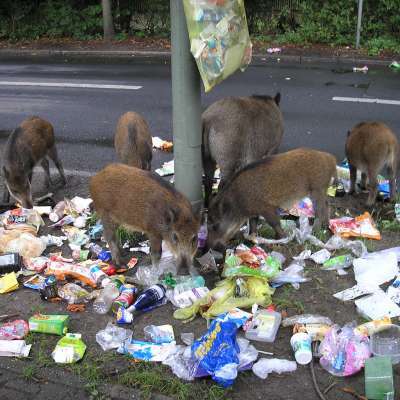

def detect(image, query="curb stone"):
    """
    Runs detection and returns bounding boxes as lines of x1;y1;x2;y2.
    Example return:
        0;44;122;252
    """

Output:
0;48;393;67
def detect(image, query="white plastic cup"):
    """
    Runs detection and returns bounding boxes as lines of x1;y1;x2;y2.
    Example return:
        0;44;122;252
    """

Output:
290;332;312;365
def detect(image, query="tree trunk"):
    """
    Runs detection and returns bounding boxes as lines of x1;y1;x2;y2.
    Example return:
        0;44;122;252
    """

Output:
101;0;115;41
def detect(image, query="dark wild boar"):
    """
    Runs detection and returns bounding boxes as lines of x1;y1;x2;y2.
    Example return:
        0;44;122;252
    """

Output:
202;93;283;207
2;116;66;208
346;121;399;205
90;163;200;274
207;148;336;251
114;111;153;170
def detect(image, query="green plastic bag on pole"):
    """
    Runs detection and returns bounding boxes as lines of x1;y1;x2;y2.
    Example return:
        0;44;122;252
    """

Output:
182;0;252;92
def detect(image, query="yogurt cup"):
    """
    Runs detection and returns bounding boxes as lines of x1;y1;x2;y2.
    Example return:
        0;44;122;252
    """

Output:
290;332;312;365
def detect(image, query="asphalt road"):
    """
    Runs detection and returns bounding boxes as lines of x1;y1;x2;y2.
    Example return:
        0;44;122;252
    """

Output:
0;59;399;175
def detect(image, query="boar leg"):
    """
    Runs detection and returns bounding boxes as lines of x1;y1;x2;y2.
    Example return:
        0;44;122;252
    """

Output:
249;217;259;235
360;172;368;191
203;158;216;208
149;234;162;267
48;145;66;186
102;216;122;265
2;188;10;204
349;163;357;195
312;191;329;230
366;168;378;206
387;164;397;202
260;208;285;239
41;158;52;187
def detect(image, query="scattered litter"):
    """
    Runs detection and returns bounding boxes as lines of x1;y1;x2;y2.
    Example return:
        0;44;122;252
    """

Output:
190;310;251;387
282;314;333;327
322;254;353;275
23;274;45;290
291;329;312;365
0;319;29;340
333;284;376;301
152;137;173;151
0;253;23;273
0;208;43;233
88;221;103;240
365;356;394;399
28;314;69;335
389;61;400;70
370;324;400;364
119;339;177;362
353;66;368;73
245;307;281;342
144;324;175;344
271;261;310;289
310;249;331;264
267;47;281;54
96;322;133;351
0;272;19;293
181;332;194;346
52;333;86;363
354;252;398;287
252;358;296;379
319;323;371;376
155;160;174;176
355;289;400;320
0;340;31;357
329;212;381;240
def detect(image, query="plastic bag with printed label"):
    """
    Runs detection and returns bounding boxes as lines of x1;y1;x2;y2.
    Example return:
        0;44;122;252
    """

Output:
182;0;252;92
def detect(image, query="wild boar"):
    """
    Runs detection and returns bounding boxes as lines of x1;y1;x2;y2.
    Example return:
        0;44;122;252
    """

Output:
2;116;66;208
207;148;336;251
346;121;399;205
202;93;283;207
114;111;153;170
89;163;200;274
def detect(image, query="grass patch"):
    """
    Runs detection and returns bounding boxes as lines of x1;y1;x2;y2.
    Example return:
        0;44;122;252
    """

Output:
21;364;37;381
274;287;305;313
118;363;228;400
379;219;400;233
116;226;144;246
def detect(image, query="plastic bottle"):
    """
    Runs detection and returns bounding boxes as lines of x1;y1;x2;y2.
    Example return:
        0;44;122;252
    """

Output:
197;217;208;250
126;284;166;314
49;201;66;222
173;275;205;294
93;280;122;314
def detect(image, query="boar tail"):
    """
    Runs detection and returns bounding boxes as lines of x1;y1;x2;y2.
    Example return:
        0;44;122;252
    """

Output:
274;92;281;106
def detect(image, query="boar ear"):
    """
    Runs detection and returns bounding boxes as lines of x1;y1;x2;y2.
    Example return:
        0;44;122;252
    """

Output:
165;207;179;226
347;130;351;137
274;92;281;106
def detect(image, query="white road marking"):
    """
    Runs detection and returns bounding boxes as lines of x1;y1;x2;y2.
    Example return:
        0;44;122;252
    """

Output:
0;81;142;90
332;96;400;105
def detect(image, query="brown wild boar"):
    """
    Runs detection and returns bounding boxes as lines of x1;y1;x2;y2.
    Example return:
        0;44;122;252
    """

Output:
207;148;336;251
90;163;200;274
2;116;66;208
202;93;283;207
346;121;399;205
114;111;153;170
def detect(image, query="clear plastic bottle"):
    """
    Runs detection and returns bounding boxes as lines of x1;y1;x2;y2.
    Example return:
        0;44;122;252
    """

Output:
173;275;205;294
93;280;122;314
49;201;65;222
126;284;166;314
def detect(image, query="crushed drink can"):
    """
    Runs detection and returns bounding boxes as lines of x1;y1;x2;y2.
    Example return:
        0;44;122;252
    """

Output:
112;285;138;313
116;307;133;324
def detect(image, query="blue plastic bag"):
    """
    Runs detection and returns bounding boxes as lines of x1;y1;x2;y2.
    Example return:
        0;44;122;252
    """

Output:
191;309;250;387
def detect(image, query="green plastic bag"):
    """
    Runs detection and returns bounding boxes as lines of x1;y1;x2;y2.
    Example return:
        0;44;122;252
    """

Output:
182;0;252;92
52;333;86;364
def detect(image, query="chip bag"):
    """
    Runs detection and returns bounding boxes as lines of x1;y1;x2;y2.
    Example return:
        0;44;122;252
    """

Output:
183;0;252;92
329;212;381;240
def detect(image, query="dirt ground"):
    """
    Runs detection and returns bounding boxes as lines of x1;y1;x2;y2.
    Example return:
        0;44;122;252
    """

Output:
0;171;399;400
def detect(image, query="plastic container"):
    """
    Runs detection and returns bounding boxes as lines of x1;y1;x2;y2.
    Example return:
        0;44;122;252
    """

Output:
29;314;69;335
365;356;394;400
0;253;22;274
93;281;122;314
370;324;400;365
126;284;166;314
89;265;110;288
245;309;281;342
290;332;312;365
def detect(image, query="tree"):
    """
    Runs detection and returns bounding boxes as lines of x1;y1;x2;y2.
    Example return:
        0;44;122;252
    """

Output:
101;0;115;40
